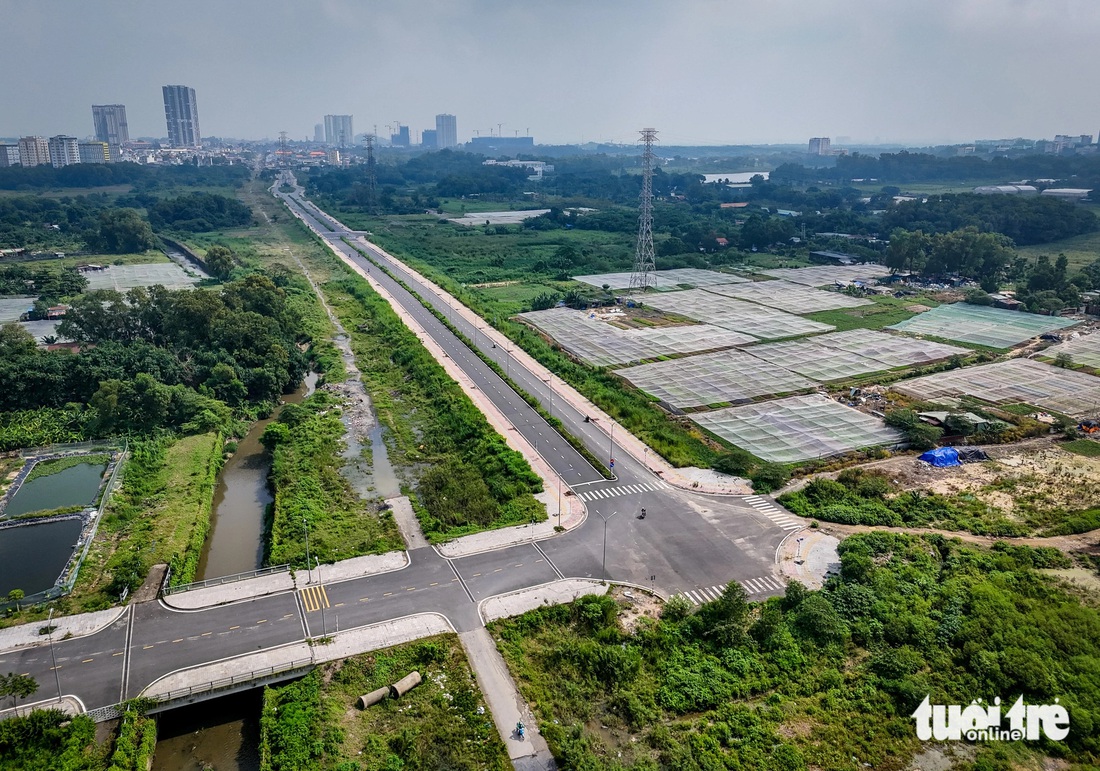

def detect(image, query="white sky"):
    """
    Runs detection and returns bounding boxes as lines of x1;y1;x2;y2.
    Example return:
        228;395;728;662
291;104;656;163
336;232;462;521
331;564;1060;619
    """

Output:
2;0;1098;146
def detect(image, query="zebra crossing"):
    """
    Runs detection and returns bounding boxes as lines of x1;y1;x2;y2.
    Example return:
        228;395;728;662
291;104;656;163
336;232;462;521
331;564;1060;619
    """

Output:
576;480;670;502
743;494;804;531
672;574;787;606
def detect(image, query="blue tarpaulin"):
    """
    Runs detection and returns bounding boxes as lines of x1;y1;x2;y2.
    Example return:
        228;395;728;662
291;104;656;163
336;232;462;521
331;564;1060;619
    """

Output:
918;447;960;467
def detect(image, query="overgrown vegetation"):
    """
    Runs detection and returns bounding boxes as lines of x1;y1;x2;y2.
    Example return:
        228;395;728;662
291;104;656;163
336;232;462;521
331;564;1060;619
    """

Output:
493;533;1099;770
105;705;156;771
0;710;105;770
321;277;545;541
259;636;509;771
263;392;402;566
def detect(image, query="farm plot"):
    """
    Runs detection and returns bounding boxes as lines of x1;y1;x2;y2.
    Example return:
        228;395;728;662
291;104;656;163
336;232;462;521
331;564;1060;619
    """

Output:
573;268;747;291
615;350;815;408
517;307;753;367
888;302;1077;348
758;263;889;286
636;289;834;339
693;394;904;463
84;262;205;291
1046;333;1100;369
806;329;971;367
892;358;1100;419
705;280;872;313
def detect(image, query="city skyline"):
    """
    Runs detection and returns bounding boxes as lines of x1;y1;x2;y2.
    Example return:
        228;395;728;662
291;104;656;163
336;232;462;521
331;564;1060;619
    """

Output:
1;1;1099;146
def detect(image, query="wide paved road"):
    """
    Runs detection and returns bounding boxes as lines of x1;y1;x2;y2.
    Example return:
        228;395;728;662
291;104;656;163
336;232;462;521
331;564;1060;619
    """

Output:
0;177;800;716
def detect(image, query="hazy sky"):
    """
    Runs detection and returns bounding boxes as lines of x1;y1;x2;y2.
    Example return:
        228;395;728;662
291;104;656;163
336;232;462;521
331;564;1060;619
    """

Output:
3;0;1098;146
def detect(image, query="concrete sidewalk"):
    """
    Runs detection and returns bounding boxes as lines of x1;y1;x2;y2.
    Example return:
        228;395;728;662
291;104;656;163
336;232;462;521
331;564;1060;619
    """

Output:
479;579;608;624
0;606;126;652
164;551;409;610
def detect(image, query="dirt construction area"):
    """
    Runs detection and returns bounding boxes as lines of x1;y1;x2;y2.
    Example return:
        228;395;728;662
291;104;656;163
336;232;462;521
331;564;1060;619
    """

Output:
866;438;1100;519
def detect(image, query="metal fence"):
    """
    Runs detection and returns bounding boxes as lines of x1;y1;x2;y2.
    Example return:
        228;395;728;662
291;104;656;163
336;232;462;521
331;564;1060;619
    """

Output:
162;563;291;596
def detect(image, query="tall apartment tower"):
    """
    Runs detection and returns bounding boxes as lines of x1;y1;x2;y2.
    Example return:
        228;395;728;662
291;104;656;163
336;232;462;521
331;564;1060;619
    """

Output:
324;115;354;148
0;144;20;167
808;137;831;155
314;123;325;143
435;114;457;149
162;85;202;147
18;136;50;167
48;135;81;167
91;104;129;152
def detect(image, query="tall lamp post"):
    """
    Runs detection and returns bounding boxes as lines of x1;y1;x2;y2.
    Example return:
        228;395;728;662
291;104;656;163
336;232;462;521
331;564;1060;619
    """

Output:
46;608;61;703
598;510;617;581
316;557;327;638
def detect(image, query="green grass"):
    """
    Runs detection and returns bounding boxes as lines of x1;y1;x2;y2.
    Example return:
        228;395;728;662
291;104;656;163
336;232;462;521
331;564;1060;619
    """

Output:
266;393;403;567
3;250;168;271
804;294;933;332
260;635;510;771
1017;222;1100;272
1063;439;1100;457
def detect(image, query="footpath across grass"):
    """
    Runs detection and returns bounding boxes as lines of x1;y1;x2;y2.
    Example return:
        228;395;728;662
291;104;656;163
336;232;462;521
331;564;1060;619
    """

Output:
260;635;510;771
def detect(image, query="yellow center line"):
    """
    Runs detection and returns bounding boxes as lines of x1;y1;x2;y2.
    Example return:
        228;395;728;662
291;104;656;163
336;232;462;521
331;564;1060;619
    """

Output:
257;620;267;624
514;564;523;568
451;578;459;582
112;652;124;657
359;597;369;602
430;582;438;586
82;659;93;663
172;639;183;643
334;602;344;607
143;645;154;649
473;572;482;577
201;632;212;636
494;568;503;573
406;587;415;591
49;666;61;671
383;592;392;596
229;626;240;630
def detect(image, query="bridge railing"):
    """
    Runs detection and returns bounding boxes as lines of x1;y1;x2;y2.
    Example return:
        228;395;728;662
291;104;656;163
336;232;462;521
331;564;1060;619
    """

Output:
162;563;291;596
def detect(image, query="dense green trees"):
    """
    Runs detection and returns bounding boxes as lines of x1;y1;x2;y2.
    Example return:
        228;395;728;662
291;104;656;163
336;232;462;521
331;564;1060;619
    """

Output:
0;278;308;440
92;208;156;253
881;194;1097;246
0;710;101;770
147;192;252;232
884;228;1015;287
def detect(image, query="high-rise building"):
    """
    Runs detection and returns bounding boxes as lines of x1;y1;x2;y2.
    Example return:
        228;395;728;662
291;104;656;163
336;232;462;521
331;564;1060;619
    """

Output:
79;142;111;164
421;129;438;149
17;136;50;167
324;115;354;147
48;135;81;167
808;137;831;155
162;85;202;147
91;104;129;151
314;123;325;143
391;125;410;148
435;114;457;149
0;144;19;167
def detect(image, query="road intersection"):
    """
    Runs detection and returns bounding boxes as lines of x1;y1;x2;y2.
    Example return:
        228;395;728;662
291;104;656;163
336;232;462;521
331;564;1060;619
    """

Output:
0;175;802;725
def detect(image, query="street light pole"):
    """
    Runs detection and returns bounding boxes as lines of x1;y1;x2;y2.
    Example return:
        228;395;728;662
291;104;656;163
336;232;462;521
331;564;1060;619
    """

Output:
544;376;554;418
609;424;616;467
303;517;312;585
598;510;617;580
317;557;327;638
46;608;61;703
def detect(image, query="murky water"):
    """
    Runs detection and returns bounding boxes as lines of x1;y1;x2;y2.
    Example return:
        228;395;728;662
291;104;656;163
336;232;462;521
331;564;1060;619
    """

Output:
3;462;106;518
151;690;261;771
0;518;83;596
196;373;318;581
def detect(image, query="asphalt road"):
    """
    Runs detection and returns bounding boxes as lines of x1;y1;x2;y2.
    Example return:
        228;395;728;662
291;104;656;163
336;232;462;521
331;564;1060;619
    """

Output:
0;176;799;715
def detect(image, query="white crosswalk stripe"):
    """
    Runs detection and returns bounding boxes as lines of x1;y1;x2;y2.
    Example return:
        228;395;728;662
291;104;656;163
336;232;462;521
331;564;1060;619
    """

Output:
576;481;671;502
672;576;787;606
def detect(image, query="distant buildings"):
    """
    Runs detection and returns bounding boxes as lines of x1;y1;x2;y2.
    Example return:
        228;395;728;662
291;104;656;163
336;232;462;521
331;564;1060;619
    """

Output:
79;141;111;164
314;123;325;143
436;114;457;149
421;129;438;149
324;115;354;147
48;135;80;167
808;137;831;155
391;125;410;148
162;85;202;147
0;144;19;167
974;185;1038;195
468;136;533;154
17;136;50;167
91;104;129;154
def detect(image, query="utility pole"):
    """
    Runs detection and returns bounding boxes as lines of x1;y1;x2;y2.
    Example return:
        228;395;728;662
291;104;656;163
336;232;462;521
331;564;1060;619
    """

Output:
46;608;61;703
629;128;658;292
598;510;617;580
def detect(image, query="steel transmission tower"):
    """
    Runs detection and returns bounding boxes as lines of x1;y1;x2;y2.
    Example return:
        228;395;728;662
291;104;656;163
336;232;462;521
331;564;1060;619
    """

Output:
364;134;378;214
629;128;658;292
